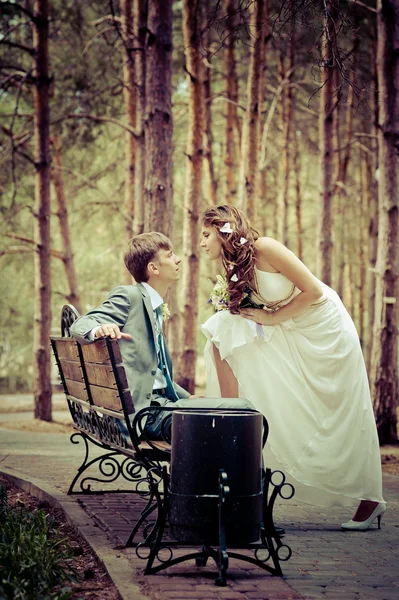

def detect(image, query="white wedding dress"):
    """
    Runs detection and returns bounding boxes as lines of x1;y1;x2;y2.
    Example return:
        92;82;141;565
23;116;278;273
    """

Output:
202;268;384;507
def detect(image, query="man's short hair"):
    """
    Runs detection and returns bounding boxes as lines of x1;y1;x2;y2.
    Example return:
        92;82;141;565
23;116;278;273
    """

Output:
124;232;172;282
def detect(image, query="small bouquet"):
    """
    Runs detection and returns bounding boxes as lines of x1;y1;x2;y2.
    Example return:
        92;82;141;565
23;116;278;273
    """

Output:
161;303;171;321
208;274;230;311
208;276;264;312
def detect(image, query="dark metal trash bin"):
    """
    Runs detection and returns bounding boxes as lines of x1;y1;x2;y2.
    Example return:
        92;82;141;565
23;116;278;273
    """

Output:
169;409;263;545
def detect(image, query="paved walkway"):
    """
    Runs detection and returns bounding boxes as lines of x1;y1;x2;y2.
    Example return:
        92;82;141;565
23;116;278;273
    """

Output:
0;405;398;600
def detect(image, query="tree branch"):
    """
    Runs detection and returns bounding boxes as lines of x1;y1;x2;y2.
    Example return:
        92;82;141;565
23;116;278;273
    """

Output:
346;0;377;13
353;132;378;139
210;94;247;112
0;246;33;257
52;162;118;198
6;69;32;211
259;66;297;171
15;148;35;164
5;234;64;259
53;113;141;137
0;111;33;117
0;39;35;55
6;233;36;245
0;1;35;20
92;14;122;26
82;26;116;56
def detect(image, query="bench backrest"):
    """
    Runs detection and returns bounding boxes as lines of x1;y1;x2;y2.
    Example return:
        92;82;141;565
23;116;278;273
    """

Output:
51;335;135;449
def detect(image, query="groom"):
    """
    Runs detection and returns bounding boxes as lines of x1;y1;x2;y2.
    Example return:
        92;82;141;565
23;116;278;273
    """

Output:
70;232;253;439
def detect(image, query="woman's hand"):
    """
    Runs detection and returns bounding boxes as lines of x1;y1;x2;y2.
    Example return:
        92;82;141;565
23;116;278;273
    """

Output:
240;308;275;326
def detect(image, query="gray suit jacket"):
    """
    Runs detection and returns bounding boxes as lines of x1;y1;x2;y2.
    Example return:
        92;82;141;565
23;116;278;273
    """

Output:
70;283;189;413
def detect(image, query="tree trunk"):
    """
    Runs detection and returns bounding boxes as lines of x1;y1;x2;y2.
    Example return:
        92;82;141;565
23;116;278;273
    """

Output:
342;263;354;317
121;0;136;263
143;0;173;235
276;33;293;246
255;0;270;229
33;0;51;421
358;159;367;348
51;136;81;312
293;128;302;260
203;36;218;205
317;0;338;285
222;0;238;204
133;0;147;236
333;65;342;190
237;0;265;222
178;0;205;394
366;152;379;367
335;67;356;299
367;31;379;369
369;0;399;444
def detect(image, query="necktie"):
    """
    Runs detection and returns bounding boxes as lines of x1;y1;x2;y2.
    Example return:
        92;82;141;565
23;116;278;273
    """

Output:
155;306;179;402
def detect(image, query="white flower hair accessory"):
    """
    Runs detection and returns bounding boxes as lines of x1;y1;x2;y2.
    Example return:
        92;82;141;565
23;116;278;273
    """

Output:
219;222;233;234
240;237;248;245
230;273;239;282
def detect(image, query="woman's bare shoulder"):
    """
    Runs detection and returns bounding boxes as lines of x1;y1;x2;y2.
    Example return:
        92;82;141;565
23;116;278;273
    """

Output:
254;236;285;255
254;237;286;271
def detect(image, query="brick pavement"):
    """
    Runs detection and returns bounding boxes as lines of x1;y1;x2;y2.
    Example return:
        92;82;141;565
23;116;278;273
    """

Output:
0;424;398;600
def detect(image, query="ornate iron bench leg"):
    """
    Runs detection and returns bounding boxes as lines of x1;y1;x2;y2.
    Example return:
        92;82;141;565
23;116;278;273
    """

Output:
126;495;158;547
260;468;294;575
215;469;230;587
68;432;119;494
195;545;211;567
143;466;169;574
68;432;146;494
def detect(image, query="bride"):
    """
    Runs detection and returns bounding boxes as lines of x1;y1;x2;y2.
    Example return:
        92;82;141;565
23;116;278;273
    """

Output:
200;204;385;530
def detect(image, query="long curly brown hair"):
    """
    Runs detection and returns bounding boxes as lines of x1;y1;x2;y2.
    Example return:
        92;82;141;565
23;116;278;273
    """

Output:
203;205;259;314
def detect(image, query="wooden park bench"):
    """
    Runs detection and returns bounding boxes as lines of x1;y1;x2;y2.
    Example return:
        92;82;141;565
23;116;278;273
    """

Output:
51;304;295;584
51;306;175;461
51;304;176;546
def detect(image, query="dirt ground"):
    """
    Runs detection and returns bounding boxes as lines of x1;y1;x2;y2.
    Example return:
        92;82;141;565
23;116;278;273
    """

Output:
380;445;399;476
0;475;120;600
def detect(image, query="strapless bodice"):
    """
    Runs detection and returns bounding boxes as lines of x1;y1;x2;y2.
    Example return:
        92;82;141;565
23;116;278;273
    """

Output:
254;268;299;309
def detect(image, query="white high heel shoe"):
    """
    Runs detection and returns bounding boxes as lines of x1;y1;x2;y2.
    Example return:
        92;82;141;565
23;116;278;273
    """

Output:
341;503;386;531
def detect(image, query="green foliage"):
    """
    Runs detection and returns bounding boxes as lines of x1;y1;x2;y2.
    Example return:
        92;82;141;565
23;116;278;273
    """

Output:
0;485;74;600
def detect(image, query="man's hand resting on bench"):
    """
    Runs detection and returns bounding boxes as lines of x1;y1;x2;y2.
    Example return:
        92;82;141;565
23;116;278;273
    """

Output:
94;324;132;340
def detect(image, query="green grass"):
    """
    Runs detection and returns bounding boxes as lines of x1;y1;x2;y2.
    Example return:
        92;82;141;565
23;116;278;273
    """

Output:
0;484;75;600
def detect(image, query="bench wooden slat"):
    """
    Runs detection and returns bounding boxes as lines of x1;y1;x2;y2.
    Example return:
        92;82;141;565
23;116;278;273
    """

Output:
139;440;170;452
84;362;128;390
90;384;124;412
80;340;122;365
52;332;135;459
61;359;84;382
65;379;89;401
54;338;79;361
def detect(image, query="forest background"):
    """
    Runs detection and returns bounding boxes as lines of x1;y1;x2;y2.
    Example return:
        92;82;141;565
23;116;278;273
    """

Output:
1;0;398;443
